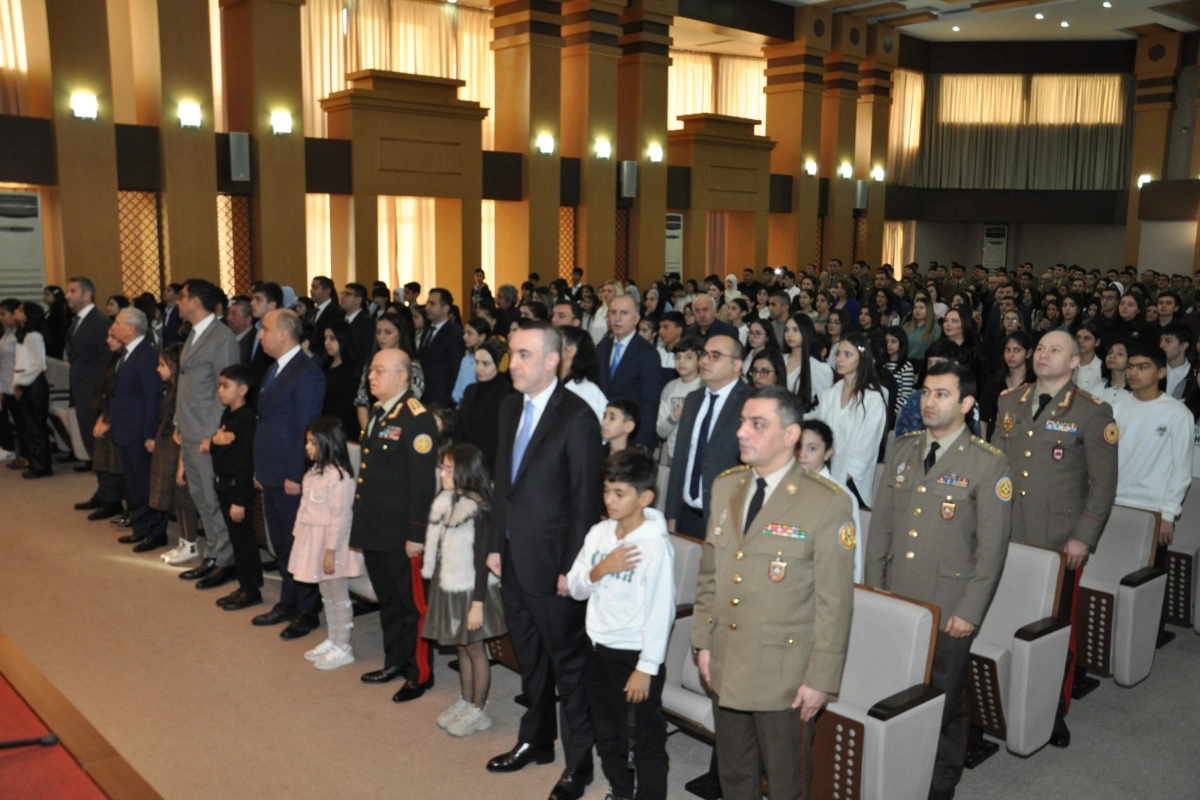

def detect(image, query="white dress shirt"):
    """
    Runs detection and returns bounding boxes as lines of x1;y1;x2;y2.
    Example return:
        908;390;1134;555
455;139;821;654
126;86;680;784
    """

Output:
740;461;792;533
1166;361;1190;399
274;344;302;374
188;312;217;344
684;379;739;509
121;335;146;364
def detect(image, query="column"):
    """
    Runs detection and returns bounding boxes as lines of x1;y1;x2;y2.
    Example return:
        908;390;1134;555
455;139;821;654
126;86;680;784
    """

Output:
1125;31;1181;266
220;0;307;290
617;0;676;283
561;0;626;286
490;0;564;287
820;15;866;267
854;24;898;272
764;5;831;270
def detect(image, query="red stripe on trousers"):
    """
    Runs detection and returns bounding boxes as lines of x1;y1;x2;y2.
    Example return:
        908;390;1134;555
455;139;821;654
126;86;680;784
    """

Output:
410;555;432;685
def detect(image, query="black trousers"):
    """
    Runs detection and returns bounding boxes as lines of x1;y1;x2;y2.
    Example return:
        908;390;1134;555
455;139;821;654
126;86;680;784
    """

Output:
363;548;432;683
713;700;815;800
16;375;51;472
217;489;264;594
584;642;668;800
929;631;974;795
117;441;168;542
502;542;594;770
0;393;18;452
262;486;318;613
1055;566;1080;717
676;505;706;539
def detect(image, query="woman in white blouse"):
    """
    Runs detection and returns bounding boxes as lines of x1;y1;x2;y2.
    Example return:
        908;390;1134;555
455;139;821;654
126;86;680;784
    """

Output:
781;313;833;414
12;302;52;478
557;326;608;423
814;332;887;509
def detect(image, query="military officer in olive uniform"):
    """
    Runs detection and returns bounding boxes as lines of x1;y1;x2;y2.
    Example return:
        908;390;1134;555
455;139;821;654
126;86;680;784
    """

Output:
866;362;1011;800
693;385;855;800
350;348;440;702
994;330;1118;747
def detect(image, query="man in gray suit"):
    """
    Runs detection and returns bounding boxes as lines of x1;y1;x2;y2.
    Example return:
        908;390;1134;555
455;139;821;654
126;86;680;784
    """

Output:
174;279;243;589
665;334;748;539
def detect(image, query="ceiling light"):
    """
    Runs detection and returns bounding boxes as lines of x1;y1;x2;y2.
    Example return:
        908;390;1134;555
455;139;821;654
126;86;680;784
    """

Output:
536;133;555;155
647;143;664;163
804;160;818;177
270;110;292;135
839;163;853;180
952;26;960;32
1137;174;1152;189
70;92;98;120
1102;1;1111;6
594;138;611;160
178;102;201;128
1061;20;1069;27
1035;13;1044;19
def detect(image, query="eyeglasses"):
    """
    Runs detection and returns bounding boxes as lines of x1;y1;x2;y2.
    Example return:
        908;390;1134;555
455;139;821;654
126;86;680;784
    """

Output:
750;368;775;377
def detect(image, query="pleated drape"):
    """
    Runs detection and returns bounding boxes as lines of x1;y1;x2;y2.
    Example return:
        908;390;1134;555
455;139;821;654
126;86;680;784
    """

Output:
0;0;28;115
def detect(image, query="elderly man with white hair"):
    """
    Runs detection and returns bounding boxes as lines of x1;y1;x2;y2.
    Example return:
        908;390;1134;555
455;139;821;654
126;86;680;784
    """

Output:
684;292;739;342
107;307;167;551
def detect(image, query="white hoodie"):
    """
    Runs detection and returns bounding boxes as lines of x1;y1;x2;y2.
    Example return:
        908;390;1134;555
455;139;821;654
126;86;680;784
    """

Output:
567;507;676;676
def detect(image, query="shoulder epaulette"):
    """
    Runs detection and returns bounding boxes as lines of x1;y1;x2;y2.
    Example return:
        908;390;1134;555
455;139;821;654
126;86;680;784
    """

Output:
899;430;923;439
806;472;842;493
406;397;427;416
1076;389;1102;406
970;436;1002;456
999;385;1023;397
718;464;750;479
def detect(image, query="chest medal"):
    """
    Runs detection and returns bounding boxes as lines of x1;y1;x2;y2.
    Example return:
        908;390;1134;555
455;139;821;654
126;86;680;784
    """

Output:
768;554;787;583
941;501;956;521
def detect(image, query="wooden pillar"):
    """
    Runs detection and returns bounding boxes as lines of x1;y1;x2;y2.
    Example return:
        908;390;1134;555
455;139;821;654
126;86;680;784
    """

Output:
617;0;676;284
820;15;866;268
220;0;307;290
764;6;830;271
561;0;625;287
854;24;897;271
1126;32;1181;266
490;0;564;286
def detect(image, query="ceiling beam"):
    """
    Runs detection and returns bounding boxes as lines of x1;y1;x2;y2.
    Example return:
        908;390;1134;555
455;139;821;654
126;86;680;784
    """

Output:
849;3;908;18
882;11;939;26
972;0;1058;13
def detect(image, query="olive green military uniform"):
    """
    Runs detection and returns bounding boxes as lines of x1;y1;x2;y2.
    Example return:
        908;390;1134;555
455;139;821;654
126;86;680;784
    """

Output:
865;426;1012;799
693;462;856;800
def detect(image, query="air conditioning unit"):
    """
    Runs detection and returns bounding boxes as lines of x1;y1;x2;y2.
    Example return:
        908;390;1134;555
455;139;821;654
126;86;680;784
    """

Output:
0;192;47;302
982;223;1008;270
665;213;683;272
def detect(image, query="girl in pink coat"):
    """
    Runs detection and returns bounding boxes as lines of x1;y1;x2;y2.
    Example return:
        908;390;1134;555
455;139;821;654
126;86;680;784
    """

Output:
288;417;362;670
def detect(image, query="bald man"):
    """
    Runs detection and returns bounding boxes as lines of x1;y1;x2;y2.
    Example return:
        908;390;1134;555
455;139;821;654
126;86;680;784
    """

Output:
684;294;739;342
596;295;664;449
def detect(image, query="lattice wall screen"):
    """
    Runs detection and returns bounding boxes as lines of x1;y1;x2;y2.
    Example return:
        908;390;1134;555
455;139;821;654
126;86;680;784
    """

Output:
614;206;630;284
216;195;254;297
558;206;577;282
117;191;167;299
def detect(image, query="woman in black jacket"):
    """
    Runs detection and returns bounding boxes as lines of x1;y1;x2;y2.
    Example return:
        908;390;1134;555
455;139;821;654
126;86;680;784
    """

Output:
458;339;514;477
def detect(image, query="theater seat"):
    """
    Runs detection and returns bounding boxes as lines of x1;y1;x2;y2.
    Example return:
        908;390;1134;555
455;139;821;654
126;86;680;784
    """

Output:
968;543;1070;759
1164;479;1200;632
1077;506;1167;688
670;532;702;608
344;442;379;604
45;358;88;460
660;611;714;739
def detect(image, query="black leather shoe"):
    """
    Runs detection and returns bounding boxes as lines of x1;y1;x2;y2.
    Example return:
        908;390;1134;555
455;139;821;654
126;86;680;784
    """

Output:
22;469;53;479
360;666;405;684
252;604;298;627
280;612;320;640
195;566;237;590
57;453;79;464
220;590;263;610
73;461;93;473
1050;715;1071;748
74;497;102;511
117;532;145;545
486;742;556;773
179;558;216;580
132;536;169;553
548;763;594;800
88;504;123;521
392;679;433;703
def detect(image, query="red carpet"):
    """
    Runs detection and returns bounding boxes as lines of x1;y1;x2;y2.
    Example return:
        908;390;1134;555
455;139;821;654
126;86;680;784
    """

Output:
0;674;105;800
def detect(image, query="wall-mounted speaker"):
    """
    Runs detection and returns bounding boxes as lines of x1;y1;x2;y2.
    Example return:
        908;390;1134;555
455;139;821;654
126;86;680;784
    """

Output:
230;132;251;182
619;160;638;199
853;179;868;211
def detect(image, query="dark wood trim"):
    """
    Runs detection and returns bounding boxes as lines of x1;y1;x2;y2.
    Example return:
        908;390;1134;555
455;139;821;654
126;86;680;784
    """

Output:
676;0;794;43
1120;566;1167;588
621;19;669;37
1014;617;1071;642
1137;179;1200;221
0;114;57;186
867;684;945;721
483;150;524;202
885;185;1128;224
622;41;669;57
305;137;352;195
898;33;1135;75
115;124;161;192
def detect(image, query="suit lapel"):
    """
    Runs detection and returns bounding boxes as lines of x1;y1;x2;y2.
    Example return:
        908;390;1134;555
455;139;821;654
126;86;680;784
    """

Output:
512;388;565;486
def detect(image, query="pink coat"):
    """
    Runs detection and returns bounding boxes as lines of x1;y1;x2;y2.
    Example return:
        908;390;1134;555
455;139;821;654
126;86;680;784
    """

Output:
287;466;364;583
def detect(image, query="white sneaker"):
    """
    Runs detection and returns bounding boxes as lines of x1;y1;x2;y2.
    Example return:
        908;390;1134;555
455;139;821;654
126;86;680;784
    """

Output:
304;639;336;662
437;697;471;729
0;448;15;462
164;540;199;566
447;704;492;737
159;541;182;563
314;645;355;671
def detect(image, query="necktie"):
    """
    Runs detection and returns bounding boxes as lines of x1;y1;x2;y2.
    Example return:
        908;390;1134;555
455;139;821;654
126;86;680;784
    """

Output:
263;362;279;391
65;315;80;360
689;392;719;501
251;325;260;360
610;341;624;378
511;399;536;478
924;441;940;475
1033;393;1052;421
744;477;767;535
115;347;127;372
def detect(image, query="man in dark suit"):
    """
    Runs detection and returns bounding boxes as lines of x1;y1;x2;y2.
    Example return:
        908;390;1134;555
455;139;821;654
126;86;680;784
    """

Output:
161;283;183;347
226;296;256;366
684;293;738;342
248;282;281;407
106;307;166;550
340;282;376;366
250;309;328;639
419;288;465;404
308;276;345;359
66;277;121;514
485;320;603;800
596;294;663;449
665;334;748;539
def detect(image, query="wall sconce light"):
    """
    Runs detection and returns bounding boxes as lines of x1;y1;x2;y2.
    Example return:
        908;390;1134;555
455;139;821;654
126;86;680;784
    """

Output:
839;163;853;180
270;110;293;135
804;160;818;177
70;92;98;120
536;133;555;155
647;143;664;163
178;102;202;129
1137;174;1152;189
871;166;885;183
595;138;611;160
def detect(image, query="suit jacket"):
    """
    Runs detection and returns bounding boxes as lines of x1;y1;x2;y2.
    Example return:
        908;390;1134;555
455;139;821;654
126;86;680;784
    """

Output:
684;320;739;342
419;321;465;404
489;383;604;596
253;352;326;487
236;329;254;367
346;309;376;367
866;428;1012;626
692;464;855;709
665;380;750;524
161;305;183;348
308;302;345;355
108;338;163;447
67;307;111;410
596;333;665;449
176;317;242;441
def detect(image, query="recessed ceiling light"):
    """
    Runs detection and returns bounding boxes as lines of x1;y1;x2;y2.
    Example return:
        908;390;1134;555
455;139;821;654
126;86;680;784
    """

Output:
952;25;960;31
1061;20;1070;27
1035;13;1044;19
1102;1;1111;6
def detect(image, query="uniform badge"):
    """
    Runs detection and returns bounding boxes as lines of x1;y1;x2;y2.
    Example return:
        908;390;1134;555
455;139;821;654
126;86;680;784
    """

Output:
996;477;1013;502
1103;422;1119;444
896;463;906;474
413;433;433;454
768;558;788;582
1045;420;1078;434
940;501;956;520
1052;445;1064;462
379;425;402;441
786;483;797;495
838;523;856;551
1001;411;1016;436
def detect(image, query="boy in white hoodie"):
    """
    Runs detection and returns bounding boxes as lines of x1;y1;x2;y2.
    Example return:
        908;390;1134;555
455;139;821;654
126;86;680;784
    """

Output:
568;449;676;800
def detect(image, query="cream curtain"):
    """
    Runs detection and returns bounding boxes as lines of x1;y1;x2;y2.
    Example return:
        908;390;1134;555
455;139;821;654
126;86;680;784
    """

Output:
716;55;765;135
0;0;28;115
1029;74;1124;125
887;69;923;186
668;50;714;130
882;221;913;275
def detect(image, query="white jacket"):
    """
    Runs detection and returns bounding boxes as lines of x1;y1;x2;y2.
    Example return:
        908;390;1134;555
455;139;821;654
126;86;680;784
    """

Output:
567;507;676;675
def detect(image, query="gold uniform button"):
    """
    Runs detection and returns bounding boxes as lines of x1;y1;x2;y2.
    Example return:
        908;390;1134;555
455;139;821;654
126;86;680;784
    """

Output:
355;493;361;500
1024;451;1031;458
714;527;723;536
736;551;744;560
360;463;367;470
363;448;370;455
1020;490;1027;497
787;638;794;645
914;508;922;516
731;598;739;606
729;623;737;631
1027;430;1034;438
905;551;915;559
909;530;918;538
917;486;926;493
733;575;742;583
357;477;363;484
1022;470;1029;478
382;445;388;450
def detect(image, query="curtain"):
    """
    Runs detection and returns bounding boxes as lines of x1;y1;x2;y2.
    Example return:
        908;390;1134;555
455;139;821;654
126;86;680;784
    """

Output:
887;69;923;185
668;50;714;130
0;0;27;115
716;55;765;135
916;73;1132;190
454;6;495;287
882;221;913;275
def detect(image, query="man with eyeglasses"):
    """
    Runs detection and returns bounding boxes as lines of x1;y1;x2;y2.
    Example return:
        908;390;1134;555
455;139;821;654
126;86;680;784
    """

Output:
665;335;748;540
